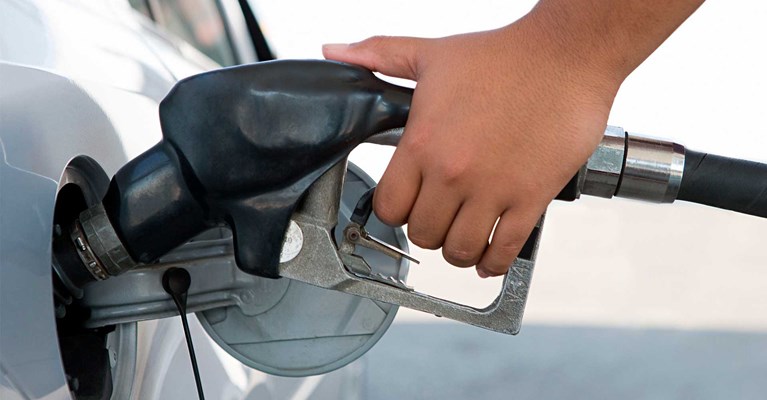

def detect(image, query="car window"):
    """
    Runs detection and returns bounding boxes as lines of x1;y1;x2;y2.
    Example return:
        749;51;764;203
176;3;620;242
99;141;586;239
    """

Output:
130;0;237;66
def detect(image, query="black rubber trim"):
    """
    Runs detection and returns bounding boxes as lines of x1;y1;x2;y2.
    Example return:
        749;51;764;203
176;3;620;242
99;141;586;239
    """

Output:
350;187;376;226
237;0;275;61
678;149;767;218
555;173;580;202
517;226;540;261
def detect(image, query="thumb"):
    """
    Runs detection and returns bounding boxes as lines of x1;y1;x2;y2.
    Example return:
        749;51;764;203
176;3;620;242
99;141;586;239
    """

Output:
323;36;423;80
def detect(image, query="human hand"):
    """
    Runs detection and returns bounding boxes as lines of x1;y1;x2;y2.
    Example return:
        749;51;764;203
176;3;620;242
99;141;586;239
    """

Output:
323;1;701;277
324;20;619;278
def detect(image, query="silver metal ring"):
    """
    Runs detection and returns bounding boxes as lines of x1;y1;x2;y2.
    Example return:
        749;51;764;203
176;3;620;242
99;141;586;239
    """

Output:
615;133;685;203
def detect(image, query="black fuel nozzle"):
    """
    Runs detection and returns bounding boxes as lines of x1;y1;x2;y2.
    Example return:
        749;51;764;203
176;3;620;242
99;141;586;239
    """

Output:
80;60;412;279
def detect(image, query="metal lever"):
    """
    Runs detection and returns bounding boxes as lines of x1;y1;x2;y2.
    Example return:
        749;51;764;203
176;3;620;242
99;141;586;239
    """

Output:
342;187;419;264
337;187;418;289
278;161;542;335
345;226;420;264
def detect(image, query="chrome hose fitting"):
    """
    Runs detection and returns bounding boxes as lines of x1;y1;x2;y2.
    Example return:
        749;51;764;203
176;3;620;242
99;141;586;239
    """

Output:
581;126;685;203
617;133;685;203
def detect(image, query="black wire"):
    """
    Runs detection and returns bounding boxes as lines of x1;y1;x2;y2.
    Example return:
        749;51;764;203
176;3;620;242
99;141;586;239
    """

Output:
163;268;205;400
173;297;206;400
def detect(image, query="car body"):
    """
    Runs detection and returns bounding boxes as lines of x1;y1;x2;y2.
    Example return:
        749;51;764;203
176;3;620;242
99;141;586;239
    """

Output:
0;0;365;398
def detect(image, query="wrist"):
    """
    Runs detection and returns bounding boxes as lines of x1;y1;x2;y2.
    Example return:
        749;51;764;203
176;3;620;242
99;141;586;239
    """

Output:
510;9;632;91
511;0;704;88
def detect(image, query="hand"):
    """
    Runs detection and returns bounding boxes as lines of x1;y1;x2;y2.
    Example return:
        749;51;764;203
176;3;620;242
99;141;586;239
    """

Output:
324;19;618;277
323;2;701;277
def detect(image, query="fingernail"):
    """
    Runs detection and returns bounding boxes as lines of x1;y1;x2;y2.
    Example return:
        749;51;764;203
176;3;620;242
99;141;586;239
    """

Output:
322;43;350;53
477;269;489;279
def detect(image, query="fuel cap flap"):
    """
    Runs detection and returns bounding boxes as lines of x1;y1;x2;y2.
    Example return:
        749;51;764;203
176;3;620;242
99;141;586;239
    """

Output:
196;163;409;377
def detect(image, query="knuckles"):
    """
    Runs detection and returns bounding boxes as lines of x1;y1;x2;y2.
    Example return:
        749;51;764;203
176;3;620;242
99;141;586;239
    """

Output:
482;267;508;277
407;231;442;250
491;239;523;259
372;191;408;226
442;246;481;268
480;241;524;275
435;160;470;185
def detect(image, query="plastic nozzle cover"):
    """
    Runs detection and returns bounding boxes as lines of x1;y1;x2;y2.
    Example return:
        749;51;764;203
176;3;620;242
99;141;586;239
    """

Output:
102;60;413;277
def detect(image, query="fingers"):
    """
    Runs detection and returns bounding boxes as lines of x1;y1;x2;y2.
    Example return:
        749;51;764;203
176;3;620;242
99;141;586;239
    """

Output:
323;34;541;279
406;182;461;250
476;208;542;277
441;203;501;268
323;36;424;80
373;146;421;226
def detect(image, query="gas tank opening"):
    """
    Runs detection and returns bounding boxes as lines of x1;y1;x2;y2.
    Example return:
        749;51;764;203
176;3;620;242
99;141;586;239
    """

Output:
51;156;136;400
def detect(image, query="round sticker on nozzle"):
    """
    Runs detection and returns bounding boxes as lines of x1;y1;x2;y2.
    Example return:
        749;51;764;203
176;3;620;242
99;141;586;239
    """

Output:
279;220;303;263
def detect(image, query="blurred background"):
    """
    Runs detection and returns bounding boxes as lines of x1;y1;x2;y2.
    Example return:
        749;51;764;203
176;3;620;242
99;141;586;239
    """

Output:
249;1;767;399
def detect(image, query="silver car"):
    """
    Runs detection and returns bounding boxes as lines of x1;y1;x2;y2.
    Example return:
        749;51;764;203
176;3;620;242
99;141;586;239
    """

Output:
0;1;405;398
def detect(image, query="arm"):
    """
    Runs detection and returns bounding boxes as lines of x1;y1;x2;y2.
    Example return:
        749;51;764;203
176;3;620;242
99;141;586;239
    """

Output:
323;0;704;277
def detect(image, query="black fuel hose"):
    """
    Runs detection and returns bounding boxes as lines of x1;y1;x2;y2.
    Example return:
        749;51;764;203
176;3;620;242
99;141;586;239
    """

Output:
677;150;767;218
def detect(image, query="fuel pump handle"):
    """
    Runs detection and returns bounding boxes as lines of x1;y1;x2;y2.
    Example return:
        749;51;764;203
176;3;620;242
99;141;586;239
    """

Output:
99;60;412;278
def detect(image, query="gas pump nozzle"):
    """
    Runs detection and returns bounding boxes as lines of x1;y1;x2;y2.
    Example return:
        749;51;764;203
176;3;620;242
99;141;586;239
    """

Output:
70;60;689;335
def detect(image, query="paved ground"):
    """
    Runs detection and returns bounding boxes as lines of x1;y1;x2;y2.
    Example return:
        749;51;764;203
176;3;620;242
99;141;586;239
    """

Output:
364;322;767;400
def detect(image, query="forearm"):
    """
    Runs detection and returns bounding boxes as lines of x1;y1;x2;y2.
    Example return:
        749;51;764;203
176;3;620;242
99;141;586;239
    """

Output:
517;0;705;83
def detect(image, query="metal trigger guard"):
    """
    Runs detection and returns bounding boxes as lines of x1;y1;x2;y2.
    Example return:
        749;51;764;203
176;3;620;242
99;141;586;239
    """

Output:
279;127;543;335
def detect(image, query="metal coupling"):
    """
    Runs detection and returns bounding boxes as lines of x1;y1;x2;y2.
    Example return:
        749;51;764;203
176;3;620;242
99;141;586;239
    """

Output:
72;203;138;280
581;126;627;198
616;133;685;203
581;126;685;203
